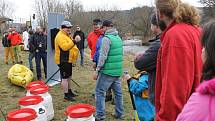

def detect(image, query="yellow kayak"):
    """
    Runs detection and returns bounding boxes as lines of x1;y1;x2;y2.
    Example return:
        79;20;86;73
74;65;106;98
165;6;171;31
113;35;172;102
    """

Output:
8;64;34;87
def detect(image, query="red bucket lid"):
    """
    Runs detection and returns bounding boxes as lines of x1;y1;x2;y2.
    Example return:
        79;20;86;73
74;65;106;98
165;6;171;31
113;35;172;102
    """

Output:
7;108;37;121
29;85;49;95
26;81;46;90
19;96;44;106
65;104;95;118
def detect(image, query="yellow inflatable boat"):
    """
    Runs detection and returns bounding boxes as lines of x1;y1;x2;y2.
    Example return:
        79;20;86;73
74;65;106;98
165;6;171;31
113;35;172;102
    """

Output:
8;64;34;87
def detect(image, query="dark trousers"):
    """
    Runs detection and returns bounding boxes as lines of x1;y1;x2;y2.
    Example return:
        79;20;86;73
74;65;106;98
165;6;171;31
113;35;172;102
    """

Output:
80;49;84;66
35;51;47;80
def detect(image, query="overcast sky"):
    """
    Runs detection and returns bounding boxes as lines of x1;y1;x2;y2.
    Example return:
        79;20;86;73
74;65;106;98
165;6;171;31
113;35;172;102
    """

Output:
7;0;202;23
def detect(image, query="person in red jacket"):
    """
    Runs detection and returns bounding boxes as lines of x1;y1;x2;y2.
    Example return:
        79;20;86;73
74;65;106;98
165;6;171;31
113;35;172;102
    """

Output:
155;1;202;121
176;20;215;121
8;27;23;64
87;19;102;60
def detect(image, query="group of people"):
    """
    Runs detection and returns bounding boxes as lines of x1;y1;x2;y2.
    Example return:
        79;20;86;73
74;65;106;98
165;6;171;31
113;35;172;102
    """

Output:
2;27;23;65
54;19;124;120
1;26;47;81
86;0;215;120
54;1;215;119
3;0;215;120
125;0;215;121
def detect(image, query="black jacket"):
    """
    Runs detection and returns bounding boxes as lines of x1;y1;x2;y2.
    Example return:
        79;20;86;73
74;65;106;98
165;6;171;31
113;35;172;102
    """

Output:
73;31;85;50
134;35;161;105
28;35;35;52
2;35;11;47
31;32;47;52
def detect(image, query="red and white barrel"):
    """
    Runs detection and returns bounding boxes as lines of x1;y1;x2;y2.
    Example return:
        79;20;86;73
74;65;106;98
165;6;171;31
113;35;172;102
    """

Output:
19;96;47;121
7;108;37;121
26;81;46;95
28;85;54;121
65;104;95;121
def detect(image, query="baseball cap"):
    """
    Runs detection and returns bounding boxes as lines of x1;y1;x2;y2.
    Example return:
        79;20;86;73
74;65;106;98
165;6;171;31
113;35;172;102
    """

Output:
102;20;113;27
61;21;73;28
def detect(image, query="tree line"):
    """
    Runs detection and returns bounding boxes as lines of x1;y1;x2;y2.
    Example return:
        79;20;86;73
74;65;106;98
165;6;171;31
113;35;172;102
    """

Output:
0;0;214;41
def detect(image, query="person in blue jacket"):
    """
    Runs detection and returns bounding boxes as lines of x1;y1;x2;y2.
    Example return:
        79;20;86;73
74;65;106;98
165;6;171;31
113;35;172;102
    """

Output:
124;71;155;121
93;35;103;65
93;28;113;102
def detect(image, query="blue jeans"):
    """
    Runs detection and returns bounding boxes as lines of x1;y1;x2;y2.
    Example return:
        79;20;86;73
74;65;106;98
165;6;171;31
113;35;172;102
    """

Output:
35;51;47;80
28;52;35;70
95;73;124;119
80;49;84;66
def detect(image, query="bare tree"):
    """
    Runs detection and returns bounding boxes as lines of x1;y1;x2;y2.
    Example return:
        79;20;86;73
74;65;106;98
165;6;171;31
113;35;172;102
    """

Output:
128;6;154;40
71;6;155;40
34;0;83;27
65;0;83;21
0;0;14;18
92;5;120;20
34;0;48;27
33;0;155;41
200;0;215;22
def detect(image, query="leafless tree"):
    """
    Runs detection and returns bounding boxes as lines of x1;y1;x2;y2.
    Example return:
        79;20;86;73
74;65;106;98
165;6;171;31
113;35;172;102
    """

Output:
0;0;14;18
33;0;155;41
200;0;215;22
34;0;83;27
34;0;48;27
128;6;154;41
64;0;83;21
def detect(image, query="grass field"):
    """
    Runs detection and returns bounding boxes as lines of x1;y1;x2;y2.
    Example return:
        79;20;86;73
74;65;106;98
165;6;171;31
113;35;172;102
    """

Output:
0;47;138;121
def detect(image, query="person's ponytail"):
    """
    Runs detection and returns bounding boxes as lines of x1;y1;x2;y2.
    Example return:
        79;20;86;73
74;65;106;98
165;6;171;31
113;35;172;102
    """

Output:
174;3;200;25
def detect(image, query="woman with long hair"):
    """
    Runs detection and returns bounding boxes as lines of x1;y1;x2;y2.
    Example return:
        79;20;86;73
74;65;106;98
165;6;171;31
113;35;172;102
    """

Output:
155;1;203;120
176;20;215;121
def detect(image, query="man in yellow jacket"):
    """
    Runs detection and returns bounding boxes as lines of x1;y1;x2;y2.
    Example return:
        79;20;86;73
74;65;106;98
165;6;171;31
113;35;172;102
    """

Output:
55;21;79;101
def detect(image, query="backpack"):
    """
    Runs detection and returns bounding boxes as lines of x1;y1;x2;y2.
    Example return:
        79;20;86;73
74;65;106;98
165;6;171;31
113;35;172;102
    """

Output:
133;71;149;98
2;35;11;47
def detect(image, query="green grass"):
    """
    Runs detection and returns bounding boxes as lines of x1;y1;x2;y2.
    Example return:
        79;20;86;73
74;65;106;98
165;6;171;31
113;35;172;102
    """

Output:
0;48;137;121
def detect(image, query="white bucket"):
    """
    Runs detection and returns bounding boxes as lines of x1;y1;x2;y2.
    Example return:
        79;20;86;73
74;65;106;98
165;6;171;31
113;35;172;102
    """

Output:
65;104;95;121
19;96;47;121
28;85;54;121
67;115;95;121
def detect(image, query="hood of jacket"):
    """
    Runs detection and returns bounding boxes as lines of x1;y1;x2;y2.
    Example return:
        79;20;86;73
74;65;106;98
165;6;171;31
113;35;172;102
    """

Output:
105;28;118;36
94;29;102;36
197;78;215;95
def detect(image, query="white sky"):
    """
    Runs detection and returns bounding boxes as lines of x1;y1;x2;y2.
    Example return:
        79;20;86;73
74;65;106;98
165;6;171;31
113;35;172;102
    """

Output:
6;0;202;23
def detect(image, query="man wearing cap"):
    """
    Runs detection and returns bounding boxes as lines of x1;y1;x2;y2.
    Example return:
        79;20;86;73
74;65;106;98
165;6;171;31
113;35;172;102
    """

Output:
55;21;79;101
88;19;105;97
94;20;124;120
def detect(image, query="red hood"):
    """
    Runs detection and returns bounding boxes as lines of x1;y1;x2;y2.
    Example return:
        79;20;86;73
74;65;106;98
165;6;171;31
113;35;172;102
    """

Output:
94;29;102;36
197;78;215;95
